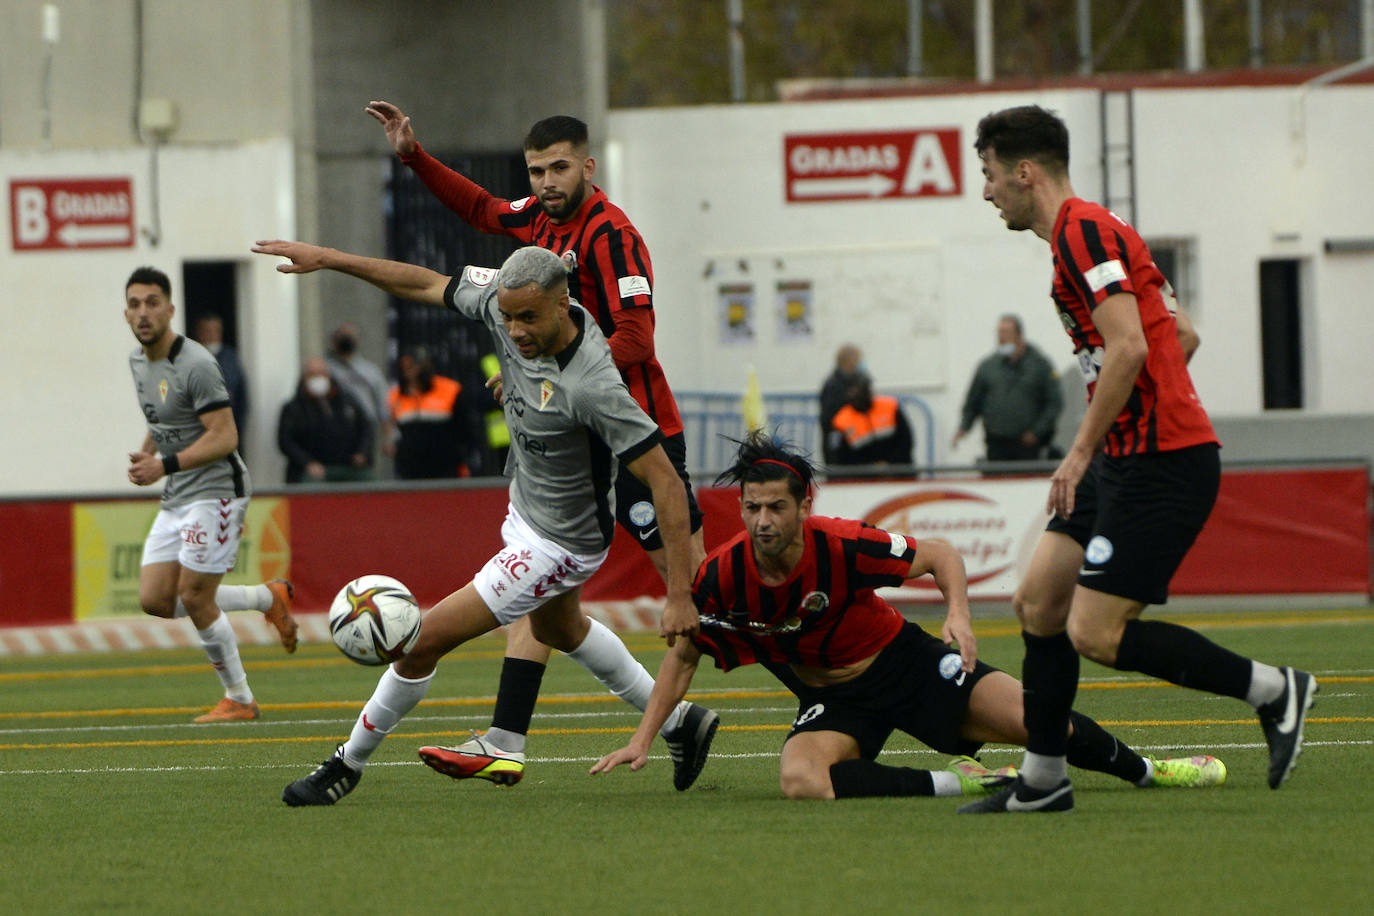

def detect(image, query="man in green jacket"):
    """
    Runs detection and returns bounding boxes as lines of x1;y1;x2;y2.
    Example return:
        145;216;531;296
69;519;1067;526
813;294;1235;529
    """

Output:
952;314;1063;462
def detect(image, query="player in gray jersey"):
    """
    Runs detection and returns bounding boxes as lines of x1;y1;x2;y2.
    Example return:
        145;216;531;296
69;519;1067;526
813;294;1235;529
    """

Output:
253;241;717;804
124;266;298;723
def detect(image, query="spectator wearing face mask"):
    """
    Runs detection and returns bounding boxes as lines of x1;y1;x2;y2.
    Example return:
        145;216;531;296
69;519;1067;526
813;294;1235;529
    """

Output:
952;314;1063;463
277;356;376;483
325;321;391;462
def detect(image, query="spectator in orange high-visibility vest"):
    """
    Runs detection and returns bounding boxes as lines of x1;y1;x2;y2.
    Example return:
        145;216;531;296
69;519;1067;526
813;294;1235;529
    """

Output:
386;346;471;479
827;372;914;477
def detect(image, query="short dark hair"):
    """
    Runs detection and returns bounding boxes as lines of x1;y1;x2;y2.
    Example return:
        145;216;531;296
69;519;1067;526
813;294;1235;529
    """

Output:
126;266;171;298
714;430;816;504
524;115;589;153
974;105;1069;175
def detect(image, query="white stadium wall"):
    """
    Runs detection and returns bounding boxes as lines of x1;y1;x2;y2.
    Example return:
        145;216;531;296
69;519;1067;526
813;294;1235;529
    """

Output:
606;81;1374;466
1;142;301;496
2;45;1371;495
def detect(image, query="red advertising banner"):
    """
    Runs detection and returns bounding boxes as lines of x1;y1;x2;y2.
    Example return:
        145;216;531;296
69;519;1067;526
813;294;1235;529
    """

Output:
10;177;135;251
1173;467;1372;594
0;466;1367;628
784;129;962;202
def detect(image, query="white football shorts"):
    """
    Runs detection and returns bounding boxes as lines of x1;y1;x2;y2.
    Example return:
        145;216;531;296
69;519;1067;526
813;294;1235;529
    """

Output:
141;497;249;574
473;505;608;625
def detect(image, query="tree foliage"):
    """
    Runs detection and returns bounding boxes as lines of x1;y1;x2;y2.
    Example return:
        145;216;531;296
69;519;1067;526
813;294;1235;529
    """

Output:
607;0;1366;107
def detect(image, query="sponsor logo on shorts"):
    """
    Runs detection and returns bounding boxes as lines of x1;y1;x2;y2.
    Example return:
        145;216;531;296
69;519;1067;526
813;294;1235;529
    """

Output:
794;703;825;727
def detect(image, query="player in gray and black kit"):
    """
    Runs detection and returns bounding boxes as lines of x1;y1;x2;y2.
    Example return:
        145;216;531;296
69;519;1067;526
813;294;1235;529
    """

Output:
124;267;297;722
252;242;717;805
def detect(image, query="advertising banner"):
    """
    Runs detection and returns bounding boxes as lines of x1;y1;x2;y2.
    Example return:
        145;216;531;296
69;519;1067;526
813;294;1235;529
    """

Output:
71;498;289;619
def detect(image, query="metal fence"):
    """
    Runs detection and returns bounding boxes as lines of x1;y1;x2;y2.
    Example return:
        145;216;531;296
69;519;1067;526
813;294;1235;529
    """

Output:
676;390;935;477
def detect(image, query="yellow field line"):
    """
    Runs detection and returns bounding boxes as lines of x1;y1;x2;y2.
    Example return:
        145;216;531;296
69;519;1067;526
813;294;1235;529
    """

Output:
3;675;1370;721
2;610;1368;684
2;716;1371;752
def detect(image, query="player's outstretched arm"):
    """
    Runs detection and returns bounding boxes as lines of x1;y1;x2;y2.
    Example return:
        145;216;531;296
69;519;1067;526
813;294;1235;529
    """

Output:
910;537;977;671
624;444;697;645
364;100;417;157
590;639;702;777
252;240;450;308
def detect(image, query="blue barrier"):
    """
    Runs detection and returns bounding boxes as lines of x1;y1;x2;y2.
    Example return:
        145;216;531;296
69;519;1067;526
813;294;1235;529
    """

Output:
676;390;935;476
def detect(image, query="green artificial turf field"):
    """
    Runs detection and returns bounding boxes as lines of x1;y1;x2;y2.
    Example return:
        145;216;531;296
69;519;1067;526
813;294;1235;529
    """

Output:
2;609;1369;914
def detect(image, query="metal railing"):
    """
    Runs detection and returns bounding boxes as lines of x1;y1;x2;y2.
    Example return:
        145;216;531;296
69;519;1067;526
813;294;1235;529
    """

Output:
676;389;935;477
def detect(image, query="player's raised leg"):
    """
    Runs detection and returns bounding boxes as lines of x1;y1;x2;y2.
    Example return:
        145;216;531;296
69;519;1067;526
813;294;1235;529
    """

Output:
283;582;499;806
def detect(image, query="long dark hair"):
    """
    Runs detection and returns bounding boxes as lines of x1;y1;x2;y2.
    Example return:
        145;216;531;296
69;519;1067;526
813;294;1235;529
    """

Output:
714;430;817;503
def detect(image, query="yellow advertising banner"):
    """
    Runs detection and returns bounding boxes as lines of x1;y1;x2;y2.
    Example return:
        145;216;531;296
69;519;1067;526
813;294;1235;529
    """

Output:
72;499;290;620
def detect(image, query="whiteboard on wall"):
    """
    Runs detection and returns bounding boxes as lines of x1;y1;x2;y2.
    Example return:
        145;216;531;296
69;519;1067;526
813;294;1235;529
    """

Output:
698;242;944;391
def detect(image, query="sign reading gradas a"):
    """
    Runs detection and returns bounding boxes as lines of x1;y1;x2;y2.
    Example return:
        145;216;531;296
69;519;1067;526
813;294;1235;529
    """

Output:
783;129;961;202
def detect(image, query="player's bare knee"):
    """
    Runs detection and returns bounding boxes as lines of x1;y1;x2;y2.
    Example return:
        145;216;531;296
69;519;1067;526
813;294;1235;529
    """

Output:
529;613;587;653
779;763;832;800
1014;589;1059;634
138;591;175;618
1066;616;1119;666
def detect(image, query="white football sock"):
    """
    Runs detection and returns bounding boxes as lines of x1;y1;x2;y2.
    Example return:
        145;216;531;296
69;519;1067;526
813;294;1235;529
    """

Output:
1136;757;1156;787
1246;661;1286;709
482;727;526;753
175;584;271;617
341;666;434;770
565;619;687;737
1019;751;1068;790
566;618;655;707
196;612;252;702
931;770;962;797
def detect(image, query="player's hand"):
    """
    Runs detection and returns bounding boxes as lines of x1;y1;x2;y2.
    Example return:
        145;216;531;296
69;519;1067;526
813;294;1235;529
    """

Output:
365;100;417;157
485;371;504;404
1047;444;1093;518
658;594;699;648
252;240;330;273
941;612;978;671
127;451;163;486
589;743;649;776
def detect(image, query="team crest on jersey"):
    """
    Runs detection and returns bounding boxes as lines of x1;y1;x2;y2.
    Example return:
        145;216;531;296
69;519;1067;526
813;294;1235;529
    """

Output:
561;250;577;273
781;590;828;631
539;379;555;410
467;266;496;287
158;378;169;403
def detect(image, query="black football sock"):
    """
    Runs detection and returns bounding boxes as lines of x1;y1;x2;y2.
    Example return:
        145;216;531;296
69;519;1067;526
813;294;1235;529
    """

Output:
1065;710;1148;784
1114;619;1252;700
488;657;546;748
1021;630;1080;758
829;759;935;798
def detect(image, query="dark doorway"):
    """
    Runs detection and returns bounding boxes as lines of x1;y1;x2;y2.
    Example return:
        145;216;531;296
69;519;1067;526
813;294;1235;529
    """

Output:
1258;259;1302;410
182;261;240;346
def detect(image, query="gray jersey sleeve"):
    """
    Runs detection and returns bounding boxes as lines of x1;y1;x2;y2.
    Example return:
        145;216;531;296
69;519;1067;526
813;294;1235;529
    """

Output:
568;362;662;463
443;266;500;320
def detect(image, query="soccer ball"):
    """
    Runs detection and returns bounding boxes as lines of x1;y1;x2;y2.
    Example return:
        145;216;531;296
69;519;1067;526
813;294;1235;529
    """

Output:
328;575;422;666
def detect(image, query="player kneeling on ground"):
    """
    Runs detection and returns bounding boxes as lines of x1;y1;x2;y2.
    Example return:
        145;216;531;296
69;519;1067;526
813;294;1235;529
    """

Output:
592;432;1226;799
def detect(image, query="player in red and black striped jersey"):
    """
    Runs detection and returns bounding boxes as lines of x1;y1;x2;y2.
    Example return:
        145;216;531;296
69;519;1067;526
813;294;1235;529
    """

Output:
965;105;1315;813
366;100;706;781
592;433;1224;799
